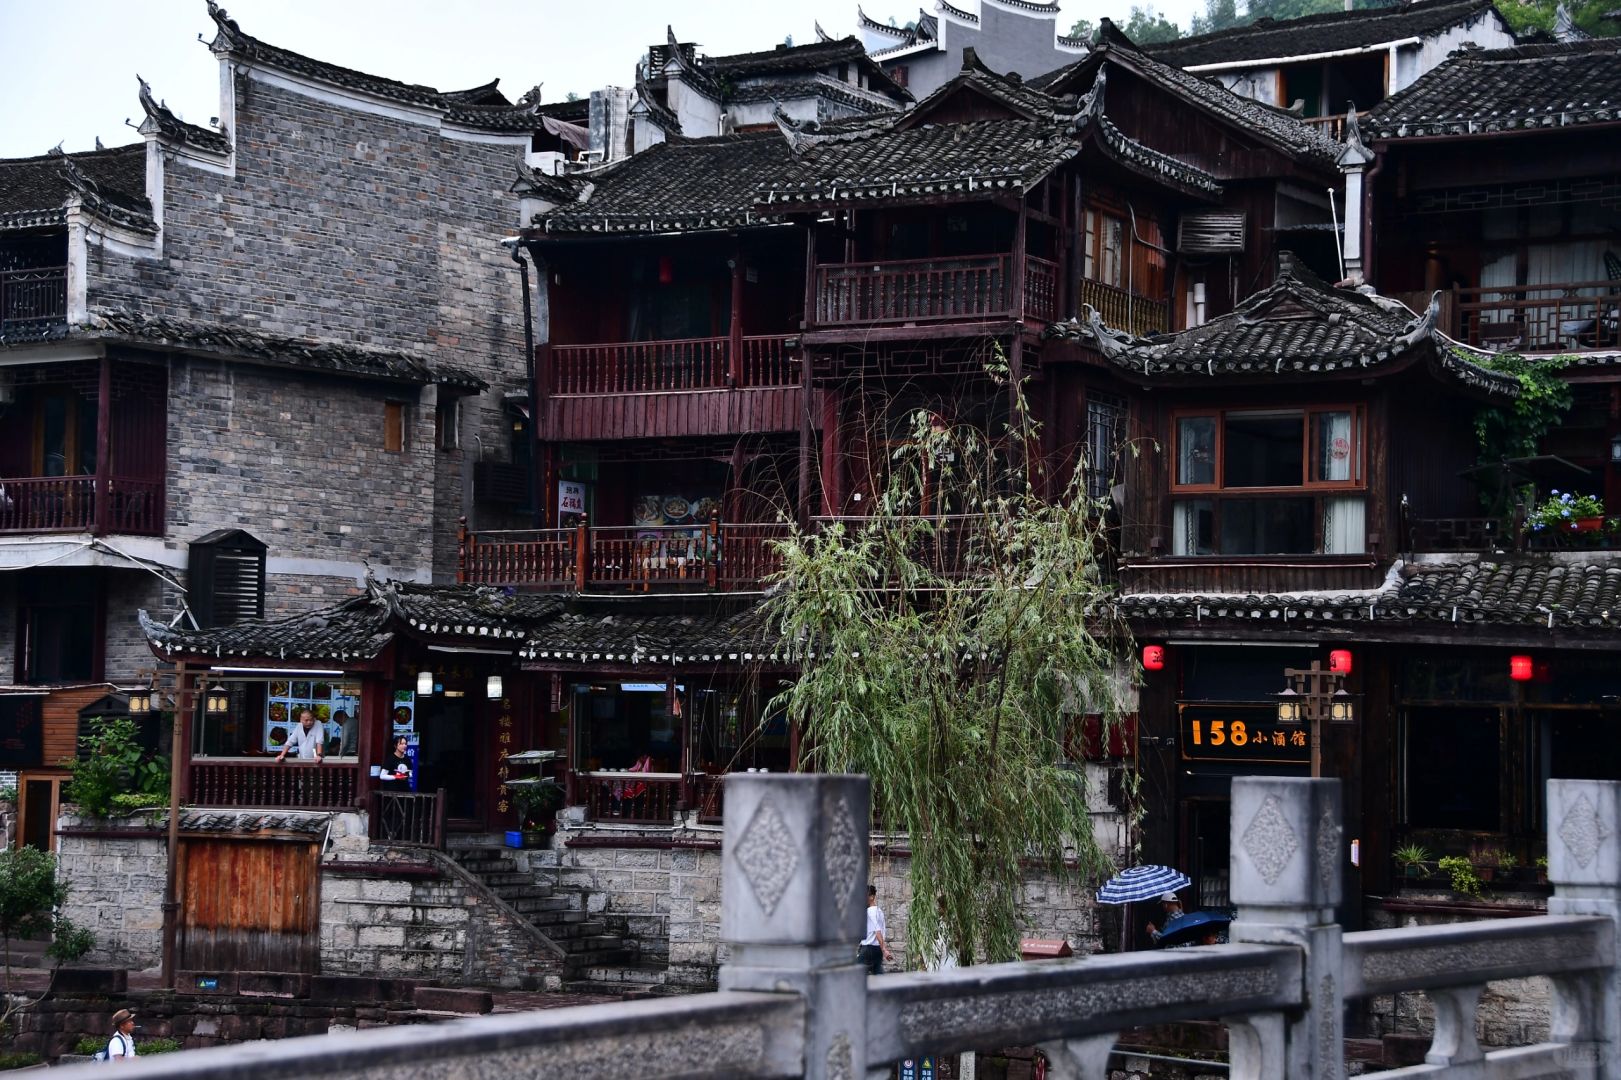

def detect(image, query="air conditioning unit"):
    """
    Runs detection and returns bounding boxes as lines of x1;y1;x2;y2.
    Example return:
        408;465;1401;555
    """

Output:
1178;210;1247;254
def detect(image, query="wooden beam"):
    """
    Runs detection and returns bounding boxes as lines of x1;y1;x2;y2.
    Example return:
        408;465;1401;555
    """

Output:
802;320;1020;346
799;223;818;525
729;241;745;387
93;353;111;536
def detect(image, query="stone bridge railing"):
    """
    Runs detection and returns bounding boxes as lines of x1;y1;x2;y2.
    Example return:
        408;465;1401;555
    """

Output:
55;776;1621;1079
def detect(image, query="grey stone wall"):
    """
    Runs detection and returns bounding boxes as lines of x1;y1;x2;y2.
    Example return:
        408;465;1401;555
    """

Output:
104;573;167;683
57;811;561;988
87;69;533;586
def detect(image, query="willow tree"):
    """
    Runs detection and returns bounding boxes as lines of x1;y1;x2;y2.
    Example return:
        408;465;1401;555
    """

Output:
767;372;1132;965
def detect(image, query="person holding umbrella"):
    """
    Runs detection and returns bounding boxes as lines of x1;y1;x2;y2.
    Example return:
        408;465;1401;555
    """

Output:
1145;891;1186;946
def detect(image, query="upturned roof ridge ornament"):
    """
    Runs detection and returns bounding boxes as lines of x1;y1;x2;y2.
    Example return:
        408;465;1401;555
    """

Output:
1337;101;1375;168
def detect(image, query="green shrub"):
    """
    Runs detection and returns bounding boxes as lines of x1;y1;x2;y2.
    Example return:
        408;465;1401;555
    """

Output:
0;1050;42;1069
72;1035;102;1056
0;788;16;806
109;793;167;814
63;717;169;818
1438;855;1484;899
74;1034;180;1056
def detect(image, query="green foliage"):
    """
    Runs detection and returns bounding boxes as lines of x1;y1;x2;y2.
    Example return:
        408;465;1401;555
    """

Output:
1190;0;1245;35
1494;0;1619;35
1526;490;1605;533
63;717;167;818
1438;855;1484;899
1472;353;1575;461
1068;16;1096;41
73;1034;178;1056
0;789;14;806
0;1051;42;1069
1122;5;1185;42
768;368;1133;965
108;793;167;814
46;918;93;966
1392;843;1430;868
507;778;564;830
0;847;67;947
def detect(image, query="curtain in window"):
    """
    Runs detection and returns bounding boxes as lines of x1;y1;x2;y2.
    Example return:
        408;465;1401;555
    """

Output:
1321;495;1365;554
1315;411;1353;483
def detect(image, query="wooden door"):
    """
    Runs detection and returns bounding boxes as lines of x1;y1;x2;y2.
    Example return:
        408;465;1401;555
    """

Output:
18;776;64;852
177;837;320;973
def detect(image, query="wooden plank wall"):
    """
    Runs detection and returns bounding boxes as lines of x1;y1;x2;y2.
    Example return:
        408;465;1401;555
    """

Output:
548;387;805;442
42;686;114;770
177;836;321;974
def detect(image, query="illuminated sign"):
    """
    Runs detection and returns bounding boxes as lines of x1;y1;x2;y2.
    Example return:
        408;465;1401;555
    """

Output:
1179;704;1311;764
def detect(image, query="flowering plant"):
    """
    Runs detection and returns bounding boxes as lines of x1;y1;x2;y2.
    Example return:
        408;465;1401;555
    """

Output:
1525;490;1605;531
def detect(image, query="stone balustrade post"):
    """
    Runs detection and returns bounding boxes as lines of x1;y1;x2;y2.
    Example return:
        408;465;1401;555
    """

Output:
1227;777;1344;1080
718;773;871;1080
1546;779;1621;1079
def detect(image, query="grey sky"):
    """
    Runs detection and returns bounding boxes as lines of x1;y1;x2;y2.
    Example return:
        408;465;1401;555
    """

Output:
0;0;1203;160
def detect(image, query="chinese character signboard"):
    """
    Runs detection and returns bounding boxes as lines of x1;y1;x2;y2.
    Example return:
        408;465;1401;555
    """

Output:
558;480;587;517
1179;704;1310;765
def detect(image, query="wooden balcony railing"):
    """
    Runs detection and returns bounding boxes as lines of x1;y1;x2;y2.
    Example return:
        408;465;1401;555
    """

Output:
0;475;164;535
1025;254;1059;324
1082;278;1170;337
1300;110;1368;141
189;760;359;810
1452;279;1621;351
371;788;446;849
549;334;794;395
815;254;1033;326
693;774;725;825
582;772;681;824
1403;514;1519;554
461;519;790;591
0;266;67;337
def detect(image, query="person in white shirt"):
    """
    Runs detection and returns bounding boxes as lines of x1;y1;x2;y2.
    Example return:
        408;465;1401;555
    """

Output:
859;885;892;974
276;709;325;764
106;1009;137;1062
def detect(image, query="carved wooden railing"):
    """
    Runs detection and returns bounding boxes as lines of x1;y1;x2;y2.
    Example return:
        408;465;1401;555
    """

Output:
1453;278;1621;351
461;520;790;592
1405;515;1519;554
581;773;681;824
1082;278;1170;336
1025;254;1059;325
189;760;359;810
0;475;165;535
815;254;1016;325
0;266;67;336
693;774;725;825
370;788;446;849
550;334;794;395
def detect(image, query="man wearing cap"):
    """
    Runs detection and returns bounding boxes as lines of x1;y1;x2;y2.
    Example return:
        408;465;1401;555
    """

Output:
106;1009;138;1062
1144;891;1186;946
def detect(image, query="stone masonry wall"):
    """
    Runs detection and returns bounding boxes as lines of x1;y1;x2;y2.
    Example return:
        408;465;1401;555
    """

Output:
89;70;532;583
58;811;562;988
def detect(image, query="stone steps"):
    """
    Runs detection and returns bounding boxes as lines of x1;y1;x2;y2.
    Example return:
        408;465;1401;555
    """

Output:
561;962;678;1000
448;845;632;975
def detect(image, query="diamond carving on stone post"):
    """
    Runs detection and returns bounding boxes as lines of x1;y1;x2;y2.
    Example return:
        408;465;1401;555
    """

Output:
1241;794;1300;886
1559;792;1611;869
824;794;861;919
736;796;800;916
1316;806;1339;893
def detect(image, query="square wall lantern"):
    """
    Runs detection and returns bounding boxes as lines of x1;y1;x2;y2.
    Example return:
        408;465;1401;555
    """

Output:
1510;654;1534;682
417;670;435;696
487;675;504;700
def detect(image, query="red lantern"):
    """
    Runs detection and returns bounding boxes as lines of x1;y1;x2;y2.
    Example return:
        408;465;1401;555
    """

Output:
657;256;675;285
1142;644;1165;671
1510;654;1534;682
1328;649;1352;675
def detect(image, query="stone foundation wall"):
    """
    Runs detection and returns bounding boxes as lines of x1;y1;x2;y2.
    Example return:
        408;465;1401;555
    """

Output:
58;811;562;988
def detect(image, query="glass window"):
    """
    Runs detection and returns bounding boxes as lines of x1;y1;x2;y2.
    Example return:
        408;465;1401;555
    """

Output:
1312;410;1356;483
1218;496;1315;555
1223;411;1304;488
1084;393;1127;501
1404;707;1500;830
1172;499;1214;556
1176;417;1216;486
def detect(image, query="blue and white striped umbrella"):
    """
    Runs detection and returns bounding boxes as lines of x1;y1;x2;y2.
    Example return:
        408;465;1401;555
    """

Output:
1096;865;1192;905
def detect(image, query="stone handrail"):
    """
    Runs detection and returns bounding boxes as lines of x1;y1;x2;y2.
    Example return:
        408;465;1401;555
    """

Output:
51;775;1621;1080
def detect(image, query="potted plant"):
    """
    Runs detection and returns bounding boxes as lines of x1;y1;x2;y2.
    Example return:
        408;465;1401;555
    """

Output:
1392;843;1431;879
1535;854;1549;885
1438;855;1484;899
1526;490;1605;538
507;777;565;847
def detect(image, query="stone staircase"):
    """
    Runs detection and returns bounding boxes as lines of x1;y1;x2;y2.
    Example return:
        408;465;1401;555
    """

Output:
446;838;671;998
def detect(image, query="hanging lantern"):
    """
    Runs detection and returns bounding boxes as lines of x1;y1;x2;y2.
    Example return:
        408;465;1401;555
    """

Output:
1329;688;1356;724
486;675;504;700
658;255;675;285
1328;649;1353;675
1141;644;1165;671
1276;687;1302;724
205;684;230;716
417;670;435;696
1509;655;1534;682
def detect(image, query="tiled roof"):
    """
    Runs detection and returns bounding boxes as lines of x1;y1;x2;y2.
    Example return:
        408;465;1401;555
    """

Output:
137;76;230;156
139;604;393;664
536;98;590;123
1146;0;1502;68
0;310;487;389
1120;555;1621;635
0;144;148;230
704;35;912;103
1364;38;1621;139
523;602;784;665
374;581;561;641
205;2;543;134
1047;253;1518;397
1032;26;1344;167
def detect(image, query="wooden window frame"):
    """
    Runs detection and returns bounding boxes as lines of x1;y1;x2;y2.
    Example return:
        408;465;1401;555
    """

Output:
1170;405;1366;496
384;401;407;454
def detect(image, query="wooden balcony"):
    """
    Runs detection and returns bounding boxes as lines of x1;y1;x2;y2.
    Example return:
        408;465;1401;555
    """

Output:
1452;279;1621;352
582;772;681;824
189;760;360;810
1081;279;1170;337
460;520;791;592
813;253;1059;328
549;334;794;395
0;475;164;535
0;265;67;338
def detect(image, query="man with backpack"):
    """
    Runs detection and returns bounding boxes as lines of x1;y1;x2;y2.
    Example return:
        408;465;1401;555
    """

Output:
94;1009;137;1063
